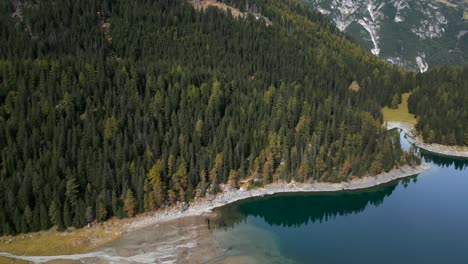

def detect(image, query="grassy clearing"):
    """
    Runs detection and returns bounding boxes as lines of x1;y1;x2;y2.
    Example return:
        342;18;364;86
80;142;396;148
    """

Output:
0;256;28;264
382;93;417;125
0;219;129;257
464;10;468;20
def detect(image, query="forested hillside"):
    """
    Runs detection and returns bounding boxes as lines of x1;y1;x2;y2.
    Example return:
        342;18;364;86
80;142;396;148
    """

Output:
408;66;468;146
0;0;420;235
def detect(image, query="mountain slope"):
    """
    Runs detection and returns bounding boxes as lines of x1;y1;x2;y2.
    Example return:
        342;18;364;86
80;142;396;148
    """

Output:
409;66;468;146
0;0;420;235
306;0;468;72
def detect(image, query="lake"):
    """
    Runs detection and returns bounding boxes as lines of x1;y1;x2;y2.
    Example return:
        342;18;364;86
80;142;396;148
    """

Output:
212;131;468;263
5;130;465;264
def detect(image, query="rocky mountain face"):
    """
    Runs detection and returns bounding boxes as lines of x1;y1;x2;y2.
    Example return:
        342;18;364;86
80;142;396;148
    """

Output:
306;0;468;72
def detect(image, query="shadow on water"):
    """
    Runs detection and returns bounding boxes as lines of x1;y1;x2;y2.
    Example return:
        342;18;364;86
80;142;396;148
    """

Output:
213;180;409;230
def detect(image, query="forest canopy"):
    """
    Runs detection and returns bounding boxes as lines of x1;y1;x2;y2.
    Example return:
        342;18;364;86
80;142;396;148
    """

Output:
408;66;468;146
0;0;428;235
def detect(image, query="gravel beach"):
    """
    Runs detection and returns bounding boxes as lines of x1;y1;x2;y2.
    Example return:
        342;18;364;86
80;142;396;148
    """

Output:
387;121;468;159
127;163;430;232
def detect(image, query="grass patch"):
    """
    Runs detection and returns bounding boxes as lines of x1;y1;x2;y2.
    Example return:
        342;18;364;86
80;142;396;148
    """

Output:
0;256;28;264
464;10;468;20
382;93;417;125
0;219;128;256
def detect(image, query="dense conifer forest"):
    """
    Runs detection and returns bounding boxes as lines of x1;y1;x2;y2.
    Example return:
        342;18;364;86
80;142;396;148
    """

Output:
408;66;468;146
0;0;425;235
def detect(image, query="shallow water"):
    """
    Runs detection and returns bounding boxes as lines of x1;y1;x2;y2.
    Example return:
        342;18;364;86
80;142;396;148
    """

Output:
3;131;466;263
212;131;468;263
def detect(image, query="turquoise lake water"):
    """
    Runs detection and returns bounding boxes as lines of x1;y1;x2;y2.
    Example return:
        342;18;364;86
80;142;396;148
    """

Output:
213;131;468;263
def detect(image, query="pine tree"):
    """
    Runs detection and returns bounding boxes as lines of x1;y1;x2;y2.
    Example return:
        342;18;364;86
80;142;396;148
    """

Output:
145;160;165;210
65;178;79;206
96;202;107;222
209;153;223;194
23;206;33;231
172;161;188;202
85;206;94;223
104;116;119;141
228;170;239;188
49;201;64;231
262;154;274;184
124;190;137;217
40;203;49;230
63;202;72;228
390;94;399;109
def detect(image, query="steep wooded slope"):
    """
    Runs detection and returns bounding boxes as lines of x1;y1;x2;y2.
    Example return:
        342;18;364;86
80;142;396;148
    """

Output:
0;0;419;235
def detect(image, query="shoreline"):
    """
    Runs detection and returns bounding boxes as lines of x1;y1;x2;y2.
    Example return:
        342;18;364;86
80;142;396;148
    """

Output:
0;164;430;263
0;123;461;262
387;121;468;159
126;163;430;231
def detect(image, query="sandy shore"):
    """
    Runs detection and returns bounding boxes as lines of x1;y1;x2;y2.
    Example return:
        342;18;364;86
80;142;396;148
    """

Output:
387;121;468;159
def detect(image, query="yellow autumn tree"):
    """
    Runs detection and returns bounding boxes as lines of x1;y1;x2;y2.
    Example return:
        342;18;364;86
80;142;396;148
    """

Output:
124;189;137;217
144;159;165;211
210;153;223;193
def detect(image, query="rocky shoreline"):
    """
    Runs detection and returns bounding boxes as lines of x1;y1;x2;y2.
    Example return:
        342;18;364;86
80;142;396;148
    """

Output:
387;121;468;159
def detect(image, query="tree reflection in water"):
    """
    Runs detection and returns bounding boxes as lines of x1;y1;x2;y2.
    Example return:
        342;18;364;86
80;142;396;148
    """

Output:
420;151;468;170
212;180;405;230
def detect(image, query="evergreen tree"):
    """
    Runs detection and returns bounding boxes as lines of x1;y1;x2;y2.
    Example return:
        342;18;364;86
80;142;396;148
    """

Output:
49;201;64;231
124;190;137;218
0;0;441;236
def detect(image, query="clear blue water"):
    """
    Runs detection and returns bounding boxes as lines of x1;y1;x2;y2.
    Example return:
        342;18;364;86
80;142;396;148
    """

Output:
214;131;468;263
